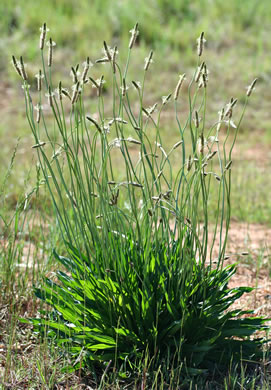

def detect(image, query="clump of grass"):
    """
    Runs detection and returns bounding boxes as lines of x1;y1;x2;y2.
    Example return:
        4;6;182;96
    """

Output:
14;23;269;386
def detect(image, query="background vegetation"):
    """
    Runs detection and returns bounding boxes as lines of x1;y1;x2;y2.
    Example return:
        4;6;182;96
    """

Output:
1;0;271;222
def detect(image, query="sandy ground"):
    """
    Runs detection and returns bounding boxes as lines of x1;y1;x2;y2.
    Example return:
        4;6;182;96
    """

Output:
221;222;271;317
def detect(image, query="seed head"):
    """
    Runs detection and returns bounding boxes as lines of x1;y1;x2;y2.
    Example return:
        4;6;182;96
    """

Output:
108;117;128;126
172;140;183;150
32;141;46;149
143;103;158;117
11;56;22;78
89;76;105;97
132;80;142;90
156;142;168;158
35;70;44;91
86;116;102;133
187;155;192;171
162;94;171;105
19;56;28;81
47;38;56;67
174;74;186;100
94;75;105;96
112;46;118;74
198;63;209;88
129;22;139;49
34;103;43;123
61;88;71;100
45;86;54;106
95;57;110;64
195;62;205;83
194;111;200;128
121;78;128;97
39;23;49;50
197;32;206;57
202;73;207;88
70;66;80;83
225;160;232;170
217;108;224;132
230;97;238;108
225;119;237;128
110;138;122;148
127;181;143;188
199;132;205;155
115;117;128;124
89;77;99;89
206;150;217;161
225;98;237;118
108;118;119;127
81;57;92;82
126;137;141;145
102;123;110;133
198;65;208;88
103;41;112;61
51;146;63;160
57;81;62;100
163;190;172;200
246;78;258;97
144;50;153;71
71;82;81;104
109;189;120;206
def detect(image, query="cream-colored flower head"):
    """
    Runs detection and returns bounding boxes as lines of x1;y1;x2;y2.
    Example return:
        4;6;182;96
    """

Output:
246;78;258;97
174;74;186;100
39;23;49;50
129;23;139;49
197;32;206;56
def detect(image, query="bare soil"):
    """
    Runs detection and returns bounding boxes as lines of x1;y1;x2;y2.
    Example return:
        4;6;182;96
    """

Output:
223;222;271;316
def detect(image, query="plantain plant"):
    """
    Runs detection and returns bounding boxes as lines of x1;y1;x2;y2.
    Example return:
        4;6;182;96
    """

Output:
13;23;269;383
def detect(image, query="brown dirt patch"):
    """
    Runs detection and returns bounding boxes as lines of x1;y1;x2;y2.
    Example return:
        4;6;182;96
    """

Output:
226;221;271;253
223;222;271;316
232;143;271;166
